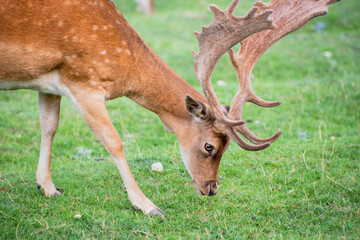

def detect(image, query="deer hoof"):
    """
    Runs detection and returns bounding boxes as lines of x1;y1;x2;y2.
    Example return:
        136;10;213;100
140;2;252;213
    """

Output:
53;190;63;197
133;205;139;210
36;184;63;197
148;207;164;216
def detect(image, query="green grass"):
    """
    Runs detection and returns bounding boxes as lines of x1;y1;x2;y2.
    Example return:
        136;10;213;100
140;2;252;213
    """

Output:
1;0;359;239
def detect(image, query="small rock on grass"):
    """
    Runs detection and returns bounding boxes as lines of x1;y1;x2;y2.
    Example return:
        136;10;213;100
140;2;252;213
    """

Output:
151;162;163;172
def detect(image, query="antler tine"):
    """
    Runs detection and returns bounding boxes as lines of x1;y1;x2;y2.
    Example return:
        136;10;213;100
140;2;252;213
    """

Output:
228;48;281;144
228;0;340;145
226;0;240;15
228;48;281;109
237;125;283;145
223;127;271;151
192;0;276;128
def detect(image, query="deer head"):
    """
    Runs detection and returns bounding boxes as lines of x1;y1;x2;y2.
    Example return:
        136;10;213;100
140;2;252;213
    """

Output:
0;0;339;215
182;0;339;195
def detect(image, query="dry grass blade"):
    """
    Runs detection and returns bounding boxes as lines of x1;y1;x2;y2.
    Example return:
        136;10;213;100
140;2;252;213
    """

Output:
34;218;53;238
325;176;353;192
16;219;22;240
131;229;159;239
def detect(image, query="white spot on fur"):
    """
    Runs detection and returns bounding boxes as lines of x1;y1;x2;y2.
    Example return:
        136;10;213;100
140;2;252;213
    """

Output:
58;21;63;27
116;48;122;53
72;36;79;41
105;59;110;63
101;50;107;55
93;25;99;30
65;56;72;62
103;26;108;30
24;46;33;54
122;40;127;46
125;50;131;55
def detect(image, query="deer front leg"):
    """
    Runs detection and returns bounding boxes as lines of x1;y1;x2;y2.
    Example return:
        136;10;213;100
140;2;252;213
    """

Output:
37;92;62;196
70;93;163;216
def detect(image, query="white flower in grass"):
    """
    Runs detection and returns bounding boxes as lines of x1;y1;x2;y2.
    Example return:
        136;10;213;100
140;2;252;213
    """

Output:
123;133;135;146
297;130;307;140
75;146;93;160
216;80;226;87
323;51;332;58
315;22;325;33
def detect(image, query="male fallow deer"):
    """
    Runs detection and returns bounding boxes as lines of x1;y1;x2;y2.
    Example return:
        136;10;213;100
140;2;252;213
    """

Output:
0;0;339;215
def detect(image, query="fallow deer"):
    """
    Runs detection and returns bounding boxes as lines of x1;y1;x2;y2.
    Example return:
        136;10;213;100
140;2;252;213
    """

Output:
0;0;339;215
135;0;154;15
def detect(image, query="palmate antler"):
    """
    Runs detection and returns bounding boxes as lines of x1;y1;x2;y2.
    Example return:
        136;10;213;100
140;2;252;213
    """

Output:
193;0;339;151
193;0;276;151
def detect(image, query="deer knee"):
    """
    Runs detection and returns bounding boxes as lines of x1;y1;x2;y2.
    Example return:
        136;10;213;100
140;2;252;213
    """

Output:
106;140;124;155
41;121;59;138
115;142;124;153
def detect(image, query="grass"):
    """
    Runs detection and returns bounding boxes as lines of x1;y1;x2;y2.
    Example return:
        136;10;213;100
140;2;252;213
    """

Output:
1;0;359;239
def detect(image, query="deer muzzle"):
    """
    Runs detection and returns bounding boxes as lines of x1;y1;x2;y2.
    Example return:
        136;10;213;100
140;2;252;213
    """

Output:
193;179;219;196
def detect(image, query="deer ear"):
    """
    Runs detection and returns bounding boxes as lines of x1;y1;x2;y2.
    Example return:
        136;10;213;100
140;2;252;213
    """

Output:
185;95;208;120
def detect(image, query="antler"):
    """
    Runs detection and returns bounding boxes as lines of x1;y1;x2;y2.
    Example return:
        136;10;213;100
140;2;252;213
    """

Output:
228;0;340;145
193;0;339;151
192;0;276;151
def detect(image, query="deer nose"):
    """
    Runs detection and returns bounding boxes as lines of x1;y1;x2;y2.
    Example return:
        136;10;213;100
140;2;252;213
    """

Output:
208;187;216;196
207;181;218;196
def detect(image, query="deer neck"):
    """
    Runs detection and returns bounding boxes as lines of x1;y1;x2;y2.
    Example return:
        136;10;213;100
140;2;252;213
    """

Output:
119;30;206;135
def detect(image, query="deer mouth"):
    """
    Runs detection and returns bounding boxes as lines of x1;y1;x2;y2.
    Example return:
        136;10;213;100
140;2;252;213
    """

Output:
193;179;218;196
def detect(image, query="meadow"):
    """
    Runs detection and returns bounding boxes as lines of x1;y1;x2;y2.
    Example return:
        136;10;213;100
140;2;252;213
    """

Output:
1;0;359;239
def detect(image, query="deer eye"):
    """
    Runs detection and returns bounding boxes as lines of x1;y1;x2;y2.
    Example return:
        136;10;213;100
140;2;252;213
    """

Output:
204;143;214;155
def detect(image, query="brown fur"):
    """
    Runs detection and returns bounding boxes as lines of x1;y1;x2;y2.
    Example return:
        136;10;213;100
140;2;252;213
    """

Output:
0;0;227;214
